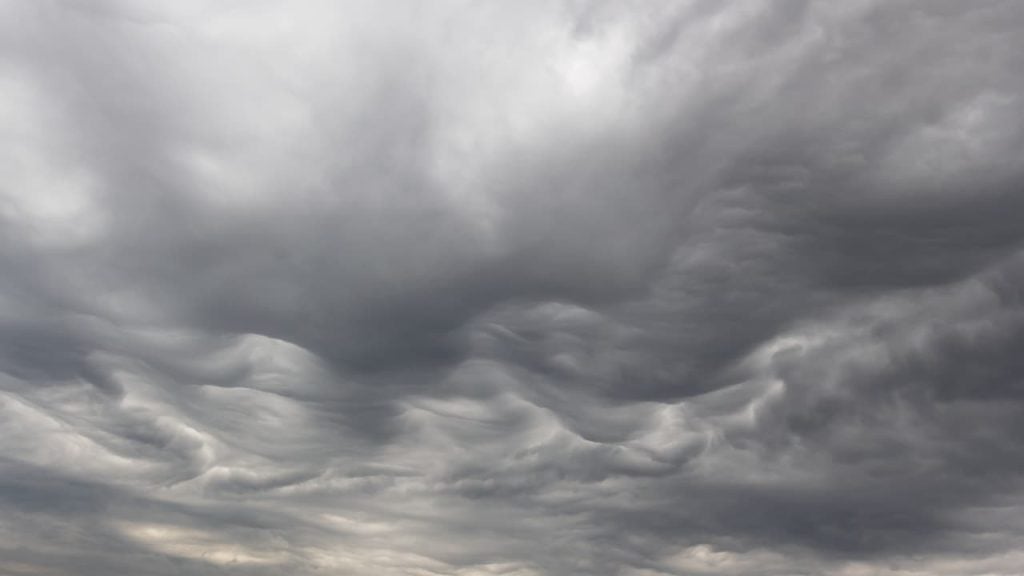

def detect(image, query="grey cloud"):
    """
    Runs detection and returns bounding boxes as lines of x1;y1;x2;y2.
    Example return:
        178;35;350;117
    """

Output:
3;0;1024;575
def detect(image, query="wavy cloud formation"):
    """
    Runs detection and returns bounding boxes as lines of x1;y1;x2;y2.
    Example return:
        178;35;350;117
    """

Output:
3;1;1024;574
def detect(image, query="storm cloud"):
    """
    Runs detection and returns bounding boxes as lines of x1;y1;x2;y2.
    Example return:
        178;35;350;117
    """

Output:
3;1;1024;574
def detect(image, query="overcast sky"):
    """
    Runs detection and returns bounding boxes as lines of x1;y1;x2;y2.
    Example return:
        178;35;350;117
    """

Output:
3;1;1024;575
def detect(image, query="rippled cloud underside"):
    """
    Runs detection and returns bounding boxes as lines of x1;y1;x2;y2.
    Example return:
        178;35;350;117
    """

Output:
3;1;1024;575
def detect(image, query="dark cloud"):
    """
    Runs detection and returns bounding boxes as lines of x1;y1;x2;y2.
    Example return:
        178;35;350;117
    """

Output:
3;0;1024;574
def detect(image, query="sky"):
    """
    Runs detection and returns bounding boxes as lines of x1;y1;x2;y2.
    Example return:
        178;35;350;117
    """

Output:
2;1;1024;575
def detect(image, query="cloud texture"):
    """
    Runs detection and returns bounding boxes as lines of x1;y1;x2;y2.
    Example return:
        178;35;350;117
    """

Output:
3;1;1024;574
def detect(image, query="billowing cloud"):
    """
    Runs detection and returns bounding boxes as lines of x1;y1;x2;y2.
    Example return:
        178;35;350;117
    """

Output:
3;1;1024;574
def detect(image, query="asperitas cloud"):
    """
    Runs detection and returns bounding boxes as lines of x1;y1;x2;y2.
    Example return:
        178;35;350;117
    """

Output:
2;1;1024;574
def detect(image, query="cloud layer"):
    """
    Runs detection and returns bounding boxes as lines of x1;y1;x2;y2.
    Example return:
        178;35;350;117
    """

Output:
3;1;1024;574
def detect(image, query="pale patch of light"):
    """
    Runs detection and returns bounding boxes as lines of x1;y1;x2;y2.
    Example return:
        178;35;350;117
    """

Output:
836;548;1024;576
880;91;1020;187
452;564;541;576
118;522;290;566
0;389;151;479
0;561;57;576
550;27;631;121
555;40;606;98
744;332;823;371
0;67;107;248
627;403;708;463
661;544;789;574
